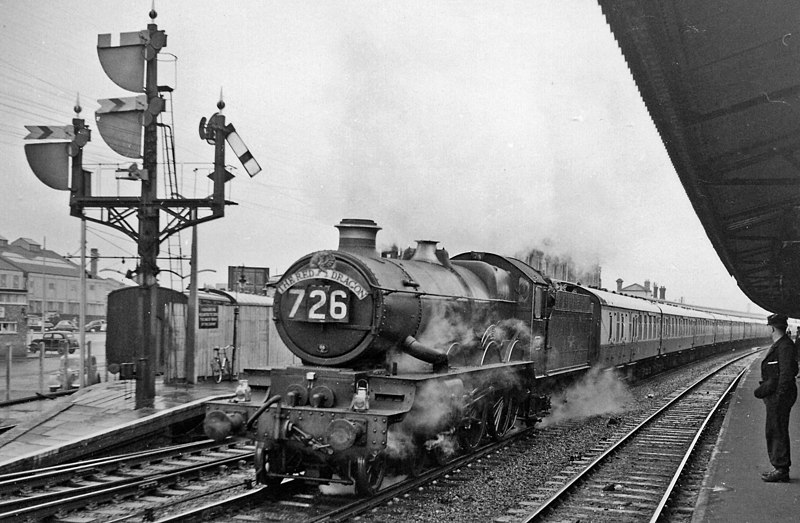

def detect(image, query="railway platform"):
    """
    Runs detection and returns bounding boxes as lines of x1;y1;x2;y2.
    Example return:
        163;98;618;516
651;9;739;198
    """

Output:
695;356;800;522
0;377;250;474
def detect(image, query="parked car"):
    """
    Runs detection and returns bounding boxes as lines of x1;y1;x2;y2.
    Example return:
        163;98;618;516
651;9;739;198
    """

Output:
48;354;100;392
53;320;78;332
84;319;107;332
29;331;79;354
28;318;54;332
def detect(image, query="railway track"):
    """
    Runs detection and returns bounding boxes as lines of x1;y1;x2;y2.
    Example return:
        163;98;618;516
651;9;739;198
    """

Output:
510;352;757;523
149;424;539;522
131;351;758;523
0;439;254;522
1;351;757;522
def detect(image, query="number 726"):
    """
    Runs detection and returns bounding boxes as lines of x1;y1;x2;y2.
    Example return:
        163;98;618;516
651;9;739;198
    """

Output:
287;286;350;322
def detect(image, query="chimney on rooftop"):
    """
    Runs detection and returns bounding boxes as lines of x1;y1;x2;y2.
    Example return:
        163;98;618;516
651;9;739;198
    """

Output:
616;278;623;292
644;279;651;292
659;286;666;300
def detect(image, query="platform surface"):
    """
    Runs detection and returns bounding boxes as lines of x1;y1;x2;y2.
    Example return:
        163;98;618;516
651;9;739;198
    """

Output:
0;377;247;473
695;356;800;522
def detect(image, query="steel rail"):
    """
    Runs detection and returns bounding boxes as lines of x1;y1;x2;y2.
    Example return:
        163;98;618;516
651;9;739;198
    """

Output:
648;366;746;522
152;486;270;522
520;351;758;522
0;438;248;490
0;449;252;520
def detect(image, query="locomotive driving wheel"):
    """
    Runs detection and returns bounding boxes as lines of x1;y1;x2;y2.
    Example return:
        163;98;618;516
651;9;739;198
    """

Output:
354;452;386;496
254;443;283;488
255;444;302;489
488;392;520;440
457;398;488;451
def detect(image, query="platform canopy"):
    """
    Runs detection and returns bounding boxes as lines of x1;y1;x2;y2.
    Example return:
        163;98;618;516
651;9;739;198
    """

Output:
599;0;800;316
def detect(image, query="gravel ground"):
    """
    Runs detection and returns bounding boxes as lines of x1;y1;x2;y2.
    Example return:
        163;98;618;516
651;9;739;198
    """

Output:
352;351;759;523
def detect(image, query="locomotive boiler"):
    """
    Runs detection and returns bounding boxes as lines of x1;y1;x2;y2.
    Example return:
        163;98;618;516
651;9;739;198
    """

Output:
203;218;769;495
273;218;533;369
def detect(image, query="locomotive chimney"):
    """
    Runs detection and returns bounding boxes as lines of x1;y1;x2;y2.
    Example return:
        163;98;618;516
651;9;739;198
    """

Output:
335;218;381;257
411;240;440;264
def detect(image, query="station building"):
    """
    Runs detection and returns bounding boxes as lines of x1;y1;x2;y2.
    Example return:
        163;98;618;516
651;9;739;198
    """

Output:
0;235;126;357
0;255;27;355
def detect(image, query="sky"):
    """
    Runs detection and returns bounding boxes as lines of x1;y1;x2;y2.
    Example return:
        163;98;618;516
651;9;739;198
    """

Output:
0;1;768;314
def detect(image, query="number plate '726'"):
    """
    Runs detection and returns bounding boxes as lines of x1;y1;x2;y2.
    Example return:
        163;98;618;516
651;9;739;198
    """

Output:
286;285;351;323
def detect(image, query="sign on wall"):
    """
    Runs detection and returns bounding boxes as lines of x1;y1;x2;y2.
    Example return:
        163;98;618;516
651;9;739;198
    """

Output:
198;300;218;329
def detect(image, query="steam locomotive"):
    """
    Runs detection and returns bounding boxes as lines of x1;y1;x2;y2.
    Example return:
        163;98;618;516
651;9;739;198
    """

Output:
204;218;769;495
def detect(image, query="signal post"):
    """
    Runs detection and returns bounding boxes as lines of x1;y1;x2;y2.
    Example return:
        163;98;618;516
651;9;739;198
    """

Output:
24;8;261;409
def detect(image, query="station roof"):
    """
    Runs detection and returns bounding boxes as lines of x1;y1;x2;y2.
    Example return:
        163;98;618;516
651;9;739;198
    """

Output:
599;1;800;316
0;257;22;273
0;241;80;278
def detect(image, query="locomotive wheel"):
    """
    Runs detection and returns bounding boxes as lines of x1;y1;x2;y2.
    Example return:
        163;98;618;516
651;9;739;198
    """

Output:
255;444;303;489
457;399;487;451
254;443;283;488
488;393;520;440
503;395;521;434
354;453;386;496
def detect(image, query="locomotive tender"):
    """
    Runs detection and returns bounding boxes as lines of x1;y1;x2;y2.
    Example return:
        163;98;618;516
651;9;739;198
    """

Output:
204;218;769;495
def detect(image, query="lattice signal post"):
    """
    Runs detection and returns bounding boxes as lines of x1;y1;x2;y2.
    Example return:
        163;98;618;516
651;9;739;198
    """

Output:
24;9;261;408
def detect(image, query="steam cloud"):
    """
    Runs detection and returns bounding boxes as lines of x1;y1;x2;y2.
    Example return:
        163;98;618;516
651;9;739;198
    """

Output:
540;366;631;427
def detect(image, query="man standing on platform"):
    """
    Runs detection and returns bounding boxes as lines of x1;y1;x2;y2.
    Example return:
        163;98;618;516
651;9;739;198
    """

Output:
754;313;798;482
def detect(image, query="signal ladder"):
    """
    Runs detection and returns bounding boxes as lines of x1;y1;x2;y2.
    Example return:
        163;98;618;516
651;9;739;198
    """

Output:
158;87;187;291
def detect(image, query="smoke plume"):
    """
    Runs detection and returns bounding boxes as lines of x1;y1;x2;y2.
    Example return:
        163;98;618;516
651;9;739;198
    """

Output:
540;366;631;427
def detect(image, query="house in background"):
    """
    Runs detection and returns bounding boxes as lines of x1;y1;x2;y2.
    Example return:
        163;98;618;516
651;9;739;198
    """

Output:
0;236;126;348
0;248;27;356
616;279;667;300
